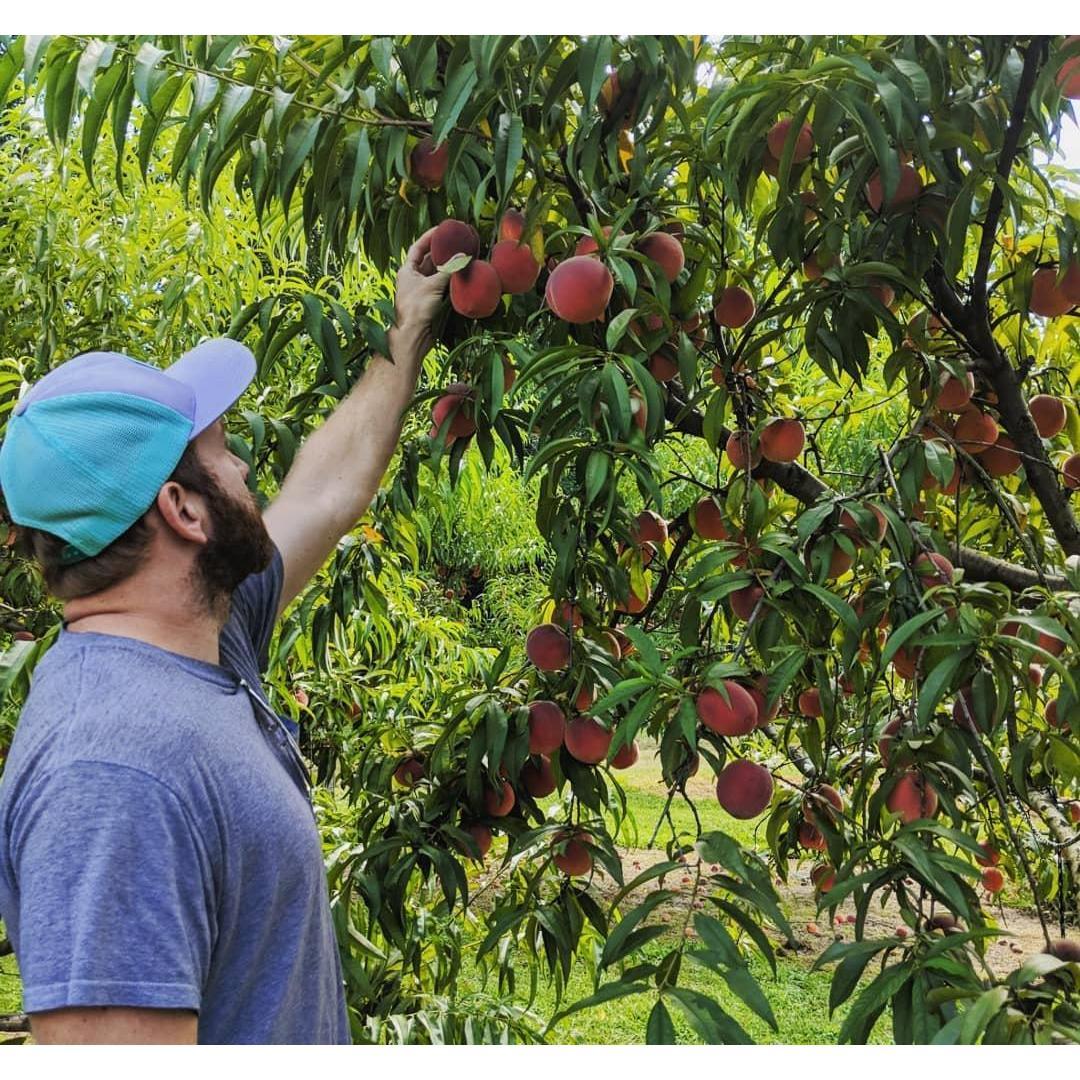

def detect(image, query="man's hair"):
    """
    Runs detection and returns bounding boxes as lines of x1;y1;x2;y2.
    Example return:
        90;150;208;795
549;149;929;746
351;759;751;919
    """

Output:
15;442;217;601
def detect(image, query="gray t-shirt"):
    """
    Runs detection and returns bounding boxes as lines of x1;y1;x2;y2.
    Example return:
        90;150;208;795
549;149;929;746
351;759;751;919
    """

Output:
0;543;351;1044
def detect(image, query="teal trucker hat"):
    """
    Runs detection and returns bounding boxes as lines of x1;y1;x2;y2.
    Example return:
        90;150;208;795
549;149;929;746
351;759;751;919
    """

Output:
0;340;256;566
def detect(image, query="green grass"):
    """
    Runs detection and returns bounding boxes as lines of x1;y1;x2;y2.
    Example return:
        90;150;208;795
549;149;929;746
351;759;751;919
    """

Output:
0;919;21;1015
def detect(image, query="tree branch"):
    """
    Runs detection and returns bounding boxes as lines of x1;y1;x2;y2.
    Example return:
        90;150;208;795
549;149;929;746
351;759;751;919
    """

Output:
972;37;1050;306
0;1013;28;1033
663;387;1066;591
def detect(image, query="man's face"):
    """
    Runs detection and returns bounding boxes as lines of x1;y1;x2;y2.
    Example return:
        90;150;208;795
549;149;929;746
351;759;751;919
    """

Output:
187;418;275;614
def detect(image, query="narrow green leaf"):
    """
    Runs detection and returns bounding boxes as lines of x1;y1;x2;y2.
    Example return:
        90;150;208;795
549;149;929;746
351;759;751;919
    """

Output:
432;59;478;146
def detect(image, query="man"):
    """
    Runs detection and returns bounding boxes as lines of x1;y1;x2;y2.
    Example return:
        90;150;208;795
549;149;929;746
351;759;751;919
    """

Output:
0;228;448;1044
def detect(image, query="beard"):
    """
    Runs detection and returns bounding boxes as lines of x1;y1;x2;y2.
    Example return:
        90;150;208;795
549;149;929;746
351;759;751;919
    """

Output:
190;473;275;619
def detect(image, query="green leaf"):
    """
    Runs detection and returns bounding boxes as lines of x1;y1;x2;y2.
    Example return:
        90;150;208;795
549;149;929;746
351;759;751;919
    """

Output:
606;307;638;351
838;963;911;1044
217;82;254;144
601;888;673;968
547;980;650;1029
494;112;523;199
646;999;677;1044
81;60;124;188
800;583;858;634
880;608;942;667
133;41;168;107
432;59;478;146
958;986;1008;1044
668;986;752;1045
279;114;322;209
721;964;778;1031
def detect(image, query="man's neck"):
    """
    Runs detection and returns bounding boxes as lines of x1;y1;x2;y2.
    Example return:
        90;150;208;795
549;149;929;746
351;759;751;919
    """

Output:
62;608;226;666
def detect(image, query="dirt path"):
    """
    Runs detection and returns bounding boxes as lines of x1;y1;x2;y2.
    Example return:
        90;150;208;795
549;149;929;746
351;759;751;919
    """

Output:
586;844;1056;975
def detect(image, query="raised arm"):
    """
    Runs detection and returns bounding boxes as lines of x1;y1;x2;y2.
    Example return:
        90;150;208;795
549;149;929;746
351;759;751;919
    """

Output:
262;228;447;620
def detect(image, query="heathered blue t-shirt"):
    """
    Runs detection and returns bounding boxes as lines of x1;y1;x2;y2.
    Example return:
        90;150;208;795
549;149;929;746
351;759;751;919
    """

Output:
0;542;351;1044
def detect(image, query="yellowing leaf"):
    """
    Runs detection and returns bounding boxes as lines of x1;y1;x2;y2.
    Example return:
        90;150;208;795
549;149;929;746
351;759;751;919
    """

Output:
478;117;492;139
618;128;634;173
528;228;545;265
361;525;384;543
398;177;413;205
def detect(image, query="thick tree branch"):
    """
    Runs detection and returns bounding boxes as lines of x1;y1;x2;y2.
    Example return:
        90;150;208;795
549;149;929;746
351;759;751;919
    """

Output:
0;1013;28;1033
663;387;1069;591
1028;789;1080;921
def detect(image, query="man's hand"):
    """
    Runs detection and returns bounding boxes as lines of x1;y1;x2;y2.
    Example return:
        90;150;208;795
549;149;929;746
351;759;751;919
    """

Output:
391;226;449;359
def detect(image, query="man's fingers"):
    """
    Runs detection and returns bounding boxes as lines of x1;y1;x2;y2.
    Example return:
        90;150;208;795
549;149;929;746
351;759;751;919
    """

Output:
405;226;438;269
418;253;436;276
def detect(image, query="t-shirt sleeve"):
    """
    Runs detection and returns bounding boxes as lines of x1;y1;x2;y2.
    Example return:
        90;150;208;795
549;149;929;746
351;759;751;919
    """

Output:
230;540;285;673
9;760;217;1015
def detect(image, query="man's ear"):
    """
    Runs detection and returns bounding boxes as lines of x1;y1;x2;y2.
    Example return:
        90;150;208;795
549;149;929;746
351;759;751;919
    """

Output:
154;481;211;547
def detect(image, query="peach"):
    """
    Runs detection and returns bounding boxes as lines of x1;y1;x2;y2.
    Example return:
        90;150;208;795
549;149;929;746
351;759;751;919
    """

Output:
868;279;895;309
575;226;614;256
892;646;921;680
638;231;685;283
484;777;516;817
450;259;502;318
1045;697;1060;728
926;913;958;932
502;356;517;390
798;688;823;718
934;371;974;412
632;510;668;546
564;715;613;764
552;830;592;876
430;218;481;267
748;673;780;725
410;136;449;189
1063;261;1080;304
827;545;854;579
545;255;614;323
1067;801;1080;824
1065;452;1080;489
1030;267;1074;318
553;601;584;629
713;286;756;328
915;551;954;589
866;163;923;213
463;822;492;860
759;418;805;463
878;717;903;763
767;118;814;163
725;430;762;471
1059;41;1080;99
697;681;759;736
1028;394;1066;438
798;820;826;851
490;240;541;294
528;700;567;754
810;863;836;893
393;756;425;787
802;784;844;828
981;867;1005;894
975;842;1000;868
1036;626;1066;656
522;755;557;798
611;628;634;658
499;208;526;242
526;624;571;671
730;583;764;622
573;681;595;712
615;579;649;615
981;435;1020;477
802;251;837;280
431;383;476;439
646;348;679;382
839;503;888;545
611;740;639;769
954;408;998;454
1044;938;1080;961
691;497;729;540
715;759;774;818
886;770;939;823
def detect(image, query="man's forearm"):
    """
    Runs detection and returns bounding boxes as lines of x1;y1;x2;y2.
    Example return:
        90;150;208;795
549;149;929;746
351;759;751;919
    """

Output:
279;324;428;526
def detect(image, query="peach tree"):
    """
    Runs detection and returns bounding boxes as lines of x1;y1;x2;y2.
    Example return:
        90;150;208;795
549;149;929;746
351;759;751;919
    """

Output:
4;33;1080;1043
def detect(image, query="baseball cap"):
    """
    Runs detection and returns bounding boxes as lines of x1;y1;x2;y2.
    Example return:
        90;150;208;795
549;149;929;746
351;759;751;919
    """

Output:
0;339;256;566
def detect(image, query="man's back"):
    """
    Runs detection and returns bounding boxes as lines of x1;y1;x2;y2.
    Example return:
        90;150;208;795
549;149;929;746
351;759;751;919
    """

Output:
0;545;350;1044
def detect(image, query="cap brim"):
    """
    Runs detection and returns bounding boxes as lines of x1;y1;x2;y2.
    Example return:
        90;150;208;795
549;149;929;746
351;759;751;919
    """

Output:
163;339;257;439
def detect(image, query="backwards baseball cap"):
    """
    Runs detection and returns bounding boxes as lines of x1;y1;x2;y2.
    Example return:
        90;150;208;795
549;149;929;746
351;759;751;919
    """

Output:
0;340;256;566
